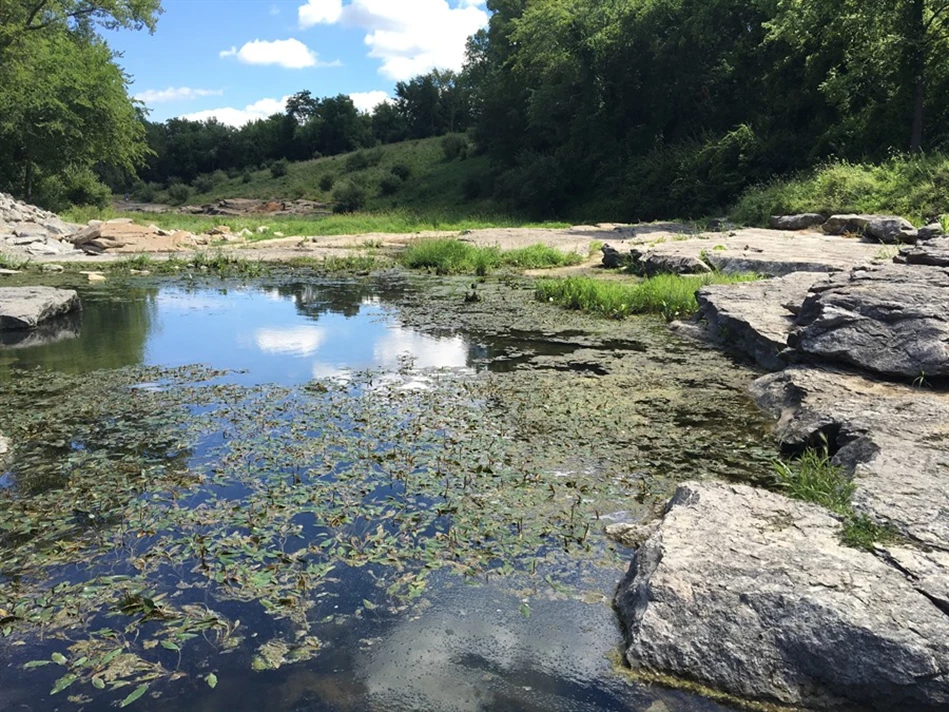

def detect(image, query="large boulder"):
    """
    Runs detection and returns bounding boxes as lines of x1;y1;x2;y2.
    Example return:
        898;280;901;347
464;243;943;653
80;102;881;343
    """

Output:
0;286;80;330
865;216;918;244
821;214;876;235
614;481;948;712
630;248;710;275
696;272;823;370
917;223;947;241
769;213;825;231
790;263;949;379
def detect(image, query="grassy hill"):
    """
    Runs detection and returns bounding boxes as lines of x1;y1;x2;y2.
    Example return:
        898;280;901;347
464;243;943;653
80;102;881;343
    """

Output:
160;135;500;217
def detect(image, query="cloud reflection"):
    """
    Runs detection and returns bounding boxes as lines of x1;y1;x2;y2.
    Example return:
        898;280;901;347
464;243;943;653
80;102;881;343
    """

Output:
373;327;467;369
254;326;326;356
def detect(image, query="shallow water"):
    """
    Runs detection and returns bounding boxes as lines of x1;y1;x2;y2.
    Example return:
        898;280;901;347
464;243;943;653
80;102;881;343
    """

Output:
0;273;771;712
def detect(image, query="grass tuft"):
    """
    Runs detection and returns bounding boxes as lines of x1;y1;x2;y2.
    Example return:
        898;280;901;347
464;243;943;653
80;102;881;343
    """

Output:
535;273;759;321
400;238;581;275
771;445;853;514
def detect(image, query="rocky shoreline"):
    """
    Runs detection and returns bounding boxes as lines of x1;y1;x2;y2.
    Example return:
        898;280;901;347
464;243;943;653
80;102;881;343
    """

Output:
612;219;949;710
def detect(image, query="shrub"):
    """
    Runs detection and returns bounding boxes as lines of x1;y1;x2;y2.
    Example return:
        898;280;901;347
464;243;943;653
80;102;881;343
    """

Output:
211;169;228;185
132;182;156;203
192;174;214;193
270;159;289;178
167;183;191;205
378;174;402;196
319;174;335;191
241;171;252;184
390;162;412;181
461;172;492;200
441;134;468;161
331;181;366;213
345;151;370;172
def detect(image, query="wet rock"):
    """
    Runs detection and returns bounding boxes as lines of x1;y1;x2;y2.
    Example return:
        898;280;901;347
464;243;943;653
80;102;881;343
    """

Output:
0;286;80;330
768;213;825;231
615;480;948;712
821;214;876;235
790;263;949;379
866;216;918;244
750;366;949;550
696;272;823;370
917;223;946;241
899;236;949;267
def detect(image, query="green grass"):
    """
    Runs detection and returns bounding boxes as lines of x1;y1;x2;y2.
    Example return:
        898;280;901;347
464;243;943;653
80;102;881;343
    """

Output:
535;273;760;321
770;443;899;551
399;238;582;275
61;207;569;240
731;152;949;227
0;253;31;270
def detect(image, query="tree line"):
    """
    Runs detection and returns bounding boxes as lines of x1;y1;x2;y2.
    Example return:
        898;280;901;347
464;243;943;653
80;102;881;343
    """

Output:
1;0;946;218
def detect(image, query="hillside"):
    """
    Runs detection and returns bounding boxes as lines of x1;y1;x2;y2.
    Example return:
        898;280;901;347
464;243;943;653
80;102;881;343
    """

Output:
145;135;499;218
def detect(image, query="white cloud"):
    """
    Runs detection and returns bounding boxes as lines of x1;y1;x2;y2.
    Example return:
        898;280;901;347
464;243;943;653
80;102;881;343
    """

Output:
297;0;488;80
180;96;290;127
134;87;224;104
373;327;467;370
219;38;341;70
254;326;326;356
349;90;391;113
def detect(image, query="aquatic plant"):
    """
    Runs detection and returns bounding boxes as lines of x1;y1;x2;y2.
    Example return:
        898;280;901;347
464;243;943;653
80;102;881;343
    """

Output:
400;238;581;275
535;273;760;321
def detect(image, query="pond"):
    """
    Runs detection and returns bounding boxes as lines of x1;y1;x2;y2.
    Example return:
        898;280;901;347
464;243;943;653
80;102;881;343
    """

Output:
0;271;776;712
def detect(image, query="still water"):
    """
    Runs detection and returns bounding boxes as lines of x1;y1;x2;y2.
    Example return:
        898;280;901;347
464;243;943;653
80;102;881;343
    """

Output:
0;274;756;712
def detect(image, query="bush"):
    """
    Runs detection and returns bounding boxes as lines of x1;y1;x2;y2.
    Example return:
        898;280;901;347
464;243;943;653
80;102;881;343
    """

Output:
58;166;111;209
132;182;157;202
345;151;370;172
241;171;252;184
441;134;468;161
211;169;228;185
331;181;366;213
270;159;289;178
390;162;412;181
319;174;335;191
378;174;402;196
192;174;214;193
461;172;492;200
167;183;191;205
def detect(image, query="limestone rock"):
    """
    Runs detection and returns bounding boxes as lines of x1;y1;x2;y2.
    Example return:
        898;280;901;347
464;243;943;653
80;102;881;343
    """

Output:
631;248;710;275
866;216;918;244
790;263;949;379
749;366;949;550
769;213;825;230
899;236;948;267
601;243;625;268
68;224;103;246
917;223;946;241
615;481;948;712
822;214;876;235
696;272;823;370
0;286;80;330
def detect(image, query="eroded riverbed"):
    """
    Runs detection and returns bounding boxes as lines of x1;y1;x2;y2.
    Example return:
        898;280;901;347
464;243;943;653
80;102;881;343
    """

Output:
0;270;776;711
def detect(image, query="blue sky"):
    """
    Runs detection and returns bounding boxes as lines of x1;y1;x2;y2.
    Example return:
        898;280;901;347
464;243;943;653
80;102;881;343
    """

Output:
106;0;489;125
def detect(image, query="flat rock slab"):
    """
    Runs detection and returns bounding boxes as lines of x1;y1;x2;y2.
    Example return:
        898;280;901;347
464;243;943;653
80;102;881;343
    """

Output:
899;236;949;267
696;272;824;370
0;286;80;330
615;481;948;711
622;228;884;277
750;366;949;550
791;263;949;379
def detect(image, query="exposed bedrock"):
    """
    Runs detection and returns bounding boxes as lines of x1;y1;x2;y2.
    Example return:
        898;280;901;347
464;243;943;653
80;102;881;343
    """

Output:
0;286;81;330
614;481;948;712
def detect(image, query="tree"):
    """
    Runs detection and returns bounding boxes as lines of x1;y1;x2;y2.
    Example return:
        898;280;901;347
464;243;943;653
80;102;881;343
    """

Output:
0;0;161;49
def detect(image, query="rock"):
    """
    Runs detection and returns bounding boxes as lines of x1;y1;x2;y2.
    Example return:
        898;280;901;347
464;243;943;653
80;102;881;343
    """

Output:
26;242;61;256
40;264;64;273
866;216;918;245
0;313;80;348
0;432;8;457
917;223;946;241
750;366;949;550
614;481;948;712
0;268;21;276
790;263;949;379
696;272;823;370
631;249;711;276
821;214;876;235
207;225;231;235
129;269;151;276
105;218;134;225
875;546;949;611
67;224;102;246
11;224;48;240
239;228;253;237
0;286;80;330
273;231;285;237
601;243;625;268
42;218;76;236
899;236;949;267
87;273;107;282
604;522;658;548
256;226;269;234
768;213;826;231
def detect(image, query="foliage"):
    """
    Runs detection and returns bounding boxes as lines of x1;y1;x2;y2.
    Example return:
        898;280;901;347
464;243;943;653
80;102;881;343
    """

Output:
390;162;412;181
378;173;402;196
318;174;334;191
400;238;581;275
270;158;289;178
441;134;468;161
331;181;366;213
731;152;950;226
771;444;854;513
535;273;760;321
166;182;190;205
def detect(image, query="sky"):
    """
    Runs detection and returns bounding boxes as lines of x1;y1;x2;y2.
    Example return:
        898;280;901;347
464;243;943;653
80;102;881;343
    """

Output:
106;0;490;126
